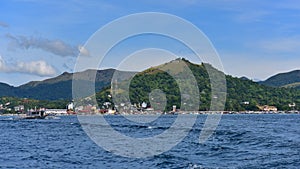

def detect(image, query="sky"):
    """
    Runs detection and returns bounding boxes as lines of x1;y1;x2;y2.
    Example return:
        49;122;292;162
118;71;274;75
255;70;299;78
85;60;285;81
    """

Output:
1;0;300;86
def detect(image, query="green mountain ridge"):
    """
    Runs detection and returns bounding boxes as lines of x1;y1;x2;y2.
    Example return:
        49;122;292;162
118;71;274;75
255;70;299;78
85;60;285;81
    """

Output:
1;59;300;111
0;69;126;100
260;70;300;88
95;59;300;111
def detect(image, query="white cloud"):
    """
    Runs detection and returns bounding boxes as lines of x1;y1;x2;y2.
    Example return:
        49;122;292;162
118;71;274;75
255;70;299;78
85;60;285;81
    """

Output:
78;45;90;56
15;60;56;76
6;34;78;57
0;56;56;76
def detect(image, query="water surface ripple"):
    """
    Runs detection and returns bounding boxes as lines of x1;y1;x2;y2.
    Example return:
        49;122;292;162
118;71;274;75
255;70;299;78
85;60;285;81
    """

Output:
0;114;299;168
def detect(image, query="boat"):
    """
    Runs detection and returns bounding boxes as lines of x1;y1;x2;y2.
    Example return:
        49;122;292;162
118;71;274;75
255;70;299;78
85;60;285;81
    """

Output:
23;109;47;119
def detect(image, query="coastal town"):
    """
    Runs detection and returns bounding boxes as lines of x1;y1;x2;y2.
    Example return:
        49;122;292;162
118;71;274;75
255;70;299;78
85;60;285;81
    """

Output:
1;99;299;118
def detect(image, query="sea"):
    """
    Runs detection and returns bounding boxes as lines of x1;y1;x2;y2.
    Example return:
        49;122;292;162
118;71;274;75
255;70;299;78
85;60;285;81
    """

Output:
0;114;299;169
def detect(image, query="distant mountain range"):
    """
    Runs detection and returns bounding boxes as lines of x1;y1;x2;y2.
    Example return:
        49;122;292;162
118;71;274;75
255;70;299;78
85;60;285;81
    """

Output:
0;69;134;100
259;70;300;89
0;59;300;111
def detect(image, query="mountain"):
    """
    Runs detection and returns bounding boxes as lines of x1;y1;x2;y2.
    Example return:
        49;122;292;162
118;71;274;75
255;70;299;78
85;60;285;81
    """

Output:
0;83;15;96
260;70;300;89
0;69;134;100
95;58;300;111
1;59;300;111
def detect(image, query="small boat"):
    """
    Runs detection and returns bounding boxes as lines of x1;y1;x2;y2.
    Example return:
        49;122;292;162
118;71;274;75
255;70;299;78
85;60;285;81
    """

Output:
23;109;47;119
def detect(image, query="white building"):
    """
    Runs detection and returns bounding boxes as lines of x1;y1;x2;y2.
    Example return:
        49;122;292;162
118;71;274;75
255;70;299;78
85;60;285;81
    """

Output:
67;102;74;110
14;105;24;112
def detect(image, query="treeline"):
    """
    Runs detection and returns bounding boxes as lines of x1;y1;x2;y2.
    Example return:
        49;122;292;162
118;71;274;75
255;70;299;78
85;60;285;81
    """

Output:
96;59;300;111
0;96;69;113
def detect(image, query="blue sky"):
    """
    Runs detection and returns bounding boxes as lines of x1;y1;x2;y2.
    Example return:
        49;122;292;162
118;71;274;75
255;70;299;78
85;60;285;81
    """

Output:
1;0;300;86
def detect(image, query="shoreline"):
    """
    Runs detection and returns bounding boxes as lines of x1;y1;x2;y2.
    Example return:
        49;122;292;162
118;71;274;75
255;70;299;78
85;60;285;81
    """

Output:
77;110;300;115
1;111;300;116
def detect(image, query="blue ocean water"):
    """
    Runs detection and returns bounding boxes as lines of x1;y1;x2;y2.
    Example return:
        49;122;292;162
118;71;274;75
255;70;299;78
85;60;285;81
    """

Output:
0;114;299;168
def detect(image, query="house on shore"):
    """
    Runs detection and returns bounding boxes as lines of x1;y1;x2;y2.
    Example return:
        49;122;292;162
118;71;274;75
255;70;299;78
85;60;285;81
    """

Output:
14;105;25;113
257;105;278;111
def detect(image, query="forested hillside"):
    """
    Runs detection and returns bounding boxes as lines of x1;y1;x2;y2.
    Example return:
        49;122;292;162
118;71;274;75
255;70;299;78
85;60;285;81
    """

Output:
96;59;300;111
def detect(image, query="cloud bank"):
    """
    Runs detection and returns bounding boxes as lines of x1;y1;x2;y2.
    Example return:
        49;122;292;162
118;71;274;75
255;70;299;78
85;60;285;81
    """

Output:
0;56;56;76
6;34;78;57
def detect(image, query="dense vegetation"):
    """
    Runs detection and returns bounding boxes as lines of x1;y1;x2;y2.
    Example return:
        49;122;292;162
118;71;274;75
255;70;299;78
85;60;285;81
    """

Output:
0;96;69;114
226;76;299;111
1;58;300;112
96;59;300;111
